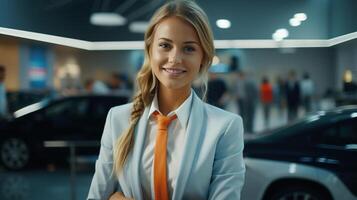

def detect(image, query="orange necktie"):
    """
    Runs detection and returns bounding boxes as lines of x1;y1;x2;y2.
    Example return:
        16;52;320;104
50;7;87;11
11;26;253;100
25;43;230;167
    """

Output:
153;111;177;200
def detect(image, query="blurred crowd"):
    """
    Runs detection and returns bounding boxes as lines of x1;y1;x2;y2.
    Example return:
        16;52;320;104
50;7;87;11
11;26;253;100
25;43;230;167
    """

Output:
1;62;356;134
202;70;317;133
60;72;133;97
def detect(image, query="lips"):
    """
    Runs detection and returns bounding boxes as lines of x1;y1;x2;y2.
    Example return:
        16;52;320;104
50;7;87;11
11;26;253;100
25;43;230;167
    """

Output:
162;67;187;75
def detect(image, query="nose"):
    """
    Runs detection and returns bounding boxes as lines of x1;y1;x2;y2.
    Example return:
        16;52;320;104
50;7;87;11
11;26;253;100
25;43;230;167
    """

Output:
168;48;182;64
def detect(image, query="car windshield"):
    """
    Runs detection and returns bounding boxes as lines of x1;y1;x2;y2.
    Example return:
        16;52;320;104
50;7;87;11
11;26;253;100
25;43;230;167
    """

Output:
13;98;51;118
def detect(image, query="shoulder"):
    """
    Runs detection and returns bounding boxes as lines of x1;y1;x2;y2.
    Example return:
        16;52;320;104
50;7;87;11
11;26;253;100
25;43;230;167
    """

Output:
201;103;244;148
108;102;133;124
103;103;134;141
110;102;133;115
203;102;242;126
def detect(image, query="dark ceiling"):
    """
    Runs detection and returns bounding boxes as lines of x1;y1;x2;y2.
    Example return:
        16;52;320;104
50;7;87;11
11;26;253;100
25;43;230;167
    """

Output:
0;0;357;42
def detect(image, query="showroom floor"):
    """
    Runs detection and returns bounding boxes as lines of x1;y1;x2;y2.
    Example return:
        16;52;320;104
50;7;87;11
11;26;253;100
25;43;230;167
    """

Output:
0;167;92;200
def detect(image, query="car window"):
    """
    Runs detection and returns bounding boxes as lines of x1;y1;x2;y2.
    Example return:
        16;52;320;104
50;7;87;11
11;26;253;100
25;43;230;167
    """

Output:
92;100;114;119
311;118;357;146
44;99;89;120
90;97;128;119
338;119;357;144
313;126;338;145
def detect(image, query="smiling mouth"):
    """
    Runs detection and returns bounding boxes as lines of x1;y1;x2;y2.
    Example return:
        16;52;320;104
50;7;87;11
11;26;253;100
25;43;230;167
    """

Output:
163;68;187;75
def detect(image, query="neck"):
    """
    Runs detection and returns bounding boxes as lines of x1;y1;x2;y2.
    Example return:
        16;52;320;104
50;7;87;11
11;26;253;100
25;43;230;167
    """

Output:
157;85;191;115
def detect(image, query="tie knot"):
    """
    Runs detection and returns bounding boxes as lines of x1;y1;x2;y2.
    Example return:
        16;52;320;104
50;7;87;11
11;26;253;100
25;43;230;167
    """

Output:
153;111;177;130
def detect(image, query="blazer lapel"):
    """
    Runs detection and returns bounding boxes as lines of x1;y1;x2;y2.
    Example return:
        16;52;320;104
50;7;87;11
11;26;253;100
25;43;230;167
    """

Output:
172;92;205;200
130;107;150;200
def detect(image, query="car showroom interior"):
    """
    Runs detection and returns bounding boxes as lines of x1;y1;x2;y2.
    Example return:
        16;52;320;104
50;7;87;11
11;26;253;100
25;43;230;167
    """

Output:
0;0;357;200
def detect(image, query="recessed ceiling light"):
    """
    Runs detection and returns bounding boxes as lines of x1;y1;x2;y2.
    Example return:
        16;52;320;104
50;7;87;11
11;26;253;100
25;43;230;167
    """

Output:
129;21;149;33
90;12;127;26
216;19;231;29
272;32;283;41
272;28;289;41
294;13;307;21
289;18;301;27
276;28;289;38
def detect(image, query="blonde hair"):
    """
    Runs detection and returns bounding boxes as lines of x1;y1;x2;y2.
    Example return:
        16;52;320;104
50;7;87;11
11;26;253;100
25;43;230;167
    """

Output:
113;0;215;173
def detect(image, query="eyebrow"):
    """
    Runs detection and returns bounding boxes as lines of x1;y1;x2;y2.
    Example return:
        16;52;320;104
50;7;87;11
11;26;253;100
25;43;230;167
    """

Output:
159;38;200;45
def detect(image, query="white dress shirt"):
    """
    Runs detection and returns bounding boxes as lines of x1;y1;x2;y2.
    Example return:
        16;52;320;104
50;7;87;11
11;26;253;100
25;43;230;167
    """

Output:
140;90;193;200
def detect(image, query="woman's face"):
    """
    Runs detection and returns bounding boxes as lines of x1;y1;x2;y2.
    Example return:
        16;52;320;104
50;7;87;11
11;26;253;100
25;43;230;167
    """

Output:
150;16;204;92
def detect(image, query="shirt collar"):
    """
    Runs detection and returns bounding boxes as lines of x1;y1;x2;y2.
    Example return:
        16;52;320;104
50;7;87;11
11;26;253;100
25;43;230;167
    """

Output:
148;89;193;129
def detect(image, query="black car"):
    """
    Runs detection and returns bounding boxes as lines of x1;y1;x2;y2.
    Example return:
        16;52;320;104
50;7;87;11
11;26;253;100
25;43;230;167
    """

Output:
0;95;128;170
242;106;357;200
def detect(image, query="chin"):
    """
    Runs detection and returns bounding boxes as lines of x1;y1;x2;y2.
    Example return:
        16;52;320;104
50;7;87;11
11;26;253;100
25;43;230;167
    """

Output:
161;81;189;91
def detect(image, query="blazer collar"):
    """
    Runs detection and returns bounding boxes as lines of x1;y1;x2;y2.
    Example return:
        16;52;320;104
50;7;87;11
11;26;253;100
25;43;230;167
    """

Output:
172;91;205;200
130;106;150;200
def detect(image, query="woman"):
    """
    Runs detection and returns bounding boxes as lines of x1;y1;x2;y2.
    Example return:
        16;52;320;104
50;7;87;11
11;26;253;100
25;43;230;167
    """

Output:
88;1;245;200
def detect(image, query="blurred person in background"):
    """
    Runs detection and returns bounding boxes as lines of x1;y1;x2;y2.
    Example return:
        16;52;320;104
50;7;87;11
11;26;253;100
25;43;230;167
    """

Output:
285;70;301;122
88;1;245;199
60;72;82;95
84;78;110;94
235;71;258;133
300;72;314;113
274;75;286;117
207;72;228;109
107;72;133;97
108;73;127;91
260;76;273;128
0;65;8;119
84;79;95;93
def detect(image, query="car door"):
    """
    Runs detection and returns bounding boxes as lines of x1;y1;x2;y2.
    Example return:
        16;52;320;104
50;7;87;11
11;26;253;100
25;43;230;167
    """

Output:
309;117;357;196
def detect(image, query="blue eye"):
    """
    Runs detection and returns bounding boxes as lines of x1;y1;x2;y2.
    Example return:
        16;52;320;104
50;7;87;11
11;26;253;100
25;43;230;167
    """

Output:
184;46;195;53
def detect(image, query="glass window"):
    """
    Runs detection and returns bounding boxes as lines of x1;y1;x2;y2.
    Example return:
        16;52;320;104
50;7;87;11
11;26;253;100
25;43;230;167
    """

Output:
311;118;357;146
90;97;127;119
92;100;112;118
338;119;357;144
45;99;89;120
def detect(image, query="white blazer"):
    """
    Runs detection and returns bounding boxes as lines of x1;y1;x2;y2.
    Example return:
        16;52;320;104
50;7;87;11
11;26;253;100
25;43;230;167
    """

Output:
88;92;245;200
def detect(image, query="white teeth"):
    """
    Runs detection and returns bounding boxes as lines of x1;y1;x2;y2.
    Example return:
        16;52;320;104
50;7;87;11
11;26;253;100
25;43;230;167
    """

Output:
164;68;185;74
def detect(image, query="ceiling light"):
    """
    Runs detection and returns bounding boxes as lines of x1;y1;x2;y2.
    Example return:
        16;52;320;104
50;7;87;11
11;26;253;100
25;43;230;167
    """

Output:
272;28;289;41
289;18;301;27
272;32;283;41
216;19;231;29
90;12;127;26
294;13;307;21
276;28;289;38
129;21;149;33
